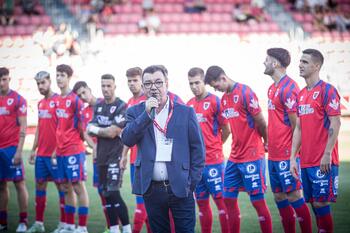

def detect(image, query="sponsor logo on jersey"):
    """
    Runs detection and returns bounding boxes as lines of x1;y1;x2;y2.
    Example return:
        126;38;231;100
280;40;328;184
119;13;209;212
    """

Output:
234;95;239;103
110;106;116;113
7;98;14;106
285;98;296;110
329;99;339;111
203;102;210;110
268;99;275;110
249;99;259;109
97;115;112;126
298;104;314;115
313;91;319;100
196;113;207;123
222;108;239;118
66;100;71;107
209;168;218;177
246;164;256;174
56;109;68;118
97;107;102;112
38;109;52;118
279;161;288;171
0;107;9;115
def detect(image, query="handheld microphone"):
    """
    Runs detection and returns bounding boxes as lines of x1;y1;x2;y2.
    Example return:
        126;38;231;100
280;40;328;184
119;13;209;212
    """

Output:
150;94;157;120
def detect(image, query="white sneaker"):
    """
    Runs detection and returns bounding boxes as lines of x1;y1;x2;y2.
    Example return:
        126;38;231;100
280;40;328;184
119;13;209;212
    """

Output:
59;225;76;233
26;222;45;232
16;223;28;232
74;227;88;233
51;222;65;233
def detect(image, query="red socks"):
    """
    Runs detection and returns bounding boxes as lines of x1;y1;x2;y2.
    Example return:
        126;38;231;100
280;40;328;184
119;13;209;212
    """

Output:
314;205;333;233
224;198;240;233
290;198;312;233
35;190;46;222
251;197;272;233
197;199;213;233
214;198;230;233
276;199;296;233
132;203;148;233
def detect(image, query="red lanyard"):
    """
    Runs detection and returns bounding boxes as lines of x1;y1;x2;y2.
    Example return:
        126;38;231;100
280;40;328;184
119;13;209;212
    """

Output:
153;99;174;135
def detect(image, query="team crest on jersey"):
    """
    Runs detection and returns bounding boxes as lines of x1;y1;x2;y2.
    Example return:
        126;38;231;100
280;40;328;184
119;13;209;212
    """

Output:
299;96;304;102
246;164;256;174
316;169;325;178
49;101;55;108
279;161;288;171
110;106;116;113
234;95;239;103
203;102;210;110
66;100;71;107
7;98;14;106
209;168;218;177
68;156;77;165
313;91;319;99
329;99;339;110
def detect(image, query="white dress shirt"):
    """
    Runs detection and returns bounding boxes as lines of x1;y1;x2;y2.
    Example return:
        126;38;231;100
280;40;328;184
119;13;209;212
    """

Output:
152;97;171;181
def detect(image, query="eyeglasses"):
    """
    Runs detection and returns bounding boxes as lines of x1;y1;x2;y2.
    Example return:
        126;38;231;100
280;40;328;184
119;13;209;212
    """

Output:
143;80;164;89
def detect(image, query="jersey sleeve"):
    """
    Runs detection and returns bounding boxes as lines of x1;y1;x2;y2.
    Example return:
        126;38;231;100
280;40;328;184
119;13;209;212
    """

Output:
282;83;299;113
244;86;261;116
112;102;127;129
17;96;27;117
323;84;341;116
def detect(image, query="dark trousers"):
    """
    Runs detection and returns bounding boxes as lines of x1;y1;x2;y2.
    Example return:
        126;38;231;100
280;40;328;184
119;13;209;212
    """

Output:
143;181;195;233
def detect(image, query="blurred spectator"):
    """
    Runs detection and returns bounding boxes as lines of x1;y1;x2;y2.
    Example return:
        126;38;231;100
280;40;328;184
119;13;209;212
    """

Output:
313;6;328;31
334;6;350;32
21;0;40;15
0;0;15;26
142;0;154;13
251;0;265;22
232;3;257;24
184;0;206;13
323;7;337;31
138;9;160;34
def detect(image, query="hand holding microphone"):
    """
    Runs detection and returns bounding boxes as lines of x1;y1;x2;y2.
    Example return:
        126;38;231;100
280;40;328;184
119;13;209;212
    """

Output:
146;94;159;120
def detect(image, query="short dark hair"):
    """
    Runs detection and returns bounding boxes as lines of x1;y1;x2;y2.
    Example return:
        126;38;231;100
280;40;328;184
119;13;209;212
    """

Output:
204;66;225;84
34;71;50;81
142;65;168;80
56;64;73;77
0;67;9;78
188;67;204;79
101;74;115;81
267;48;291;68
126;67;142;78
303;49;324;66
72;81;88;94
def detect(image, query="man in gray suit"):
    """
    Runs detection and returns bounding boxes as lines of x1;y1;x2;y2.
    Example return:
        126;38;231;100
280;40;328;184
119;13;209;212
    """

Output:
121;65;205;233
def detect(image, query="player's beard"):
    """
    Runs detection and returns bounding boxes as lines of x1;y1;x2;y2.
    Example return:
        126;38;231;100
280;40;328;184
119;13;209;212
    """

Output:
39;88;50;96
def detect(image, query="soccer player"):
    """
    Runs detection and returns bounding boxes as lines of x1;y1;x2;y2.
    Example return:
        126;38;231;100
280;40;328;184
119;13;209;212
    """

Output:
72;81;110;232
120;67;150;233
290;49;341;233
0;67;29;232
187;67;230;233
54;64;89;233
26;71;66;233
264;48;312;233
87;74;131;233
205;66;272;233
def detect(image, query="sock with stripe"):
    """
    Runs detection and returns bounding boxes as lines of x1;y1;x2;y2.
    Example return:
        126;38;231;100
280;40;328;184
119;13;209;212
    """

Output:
290;198;312;233
276;199;295;233
35;190;46;222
